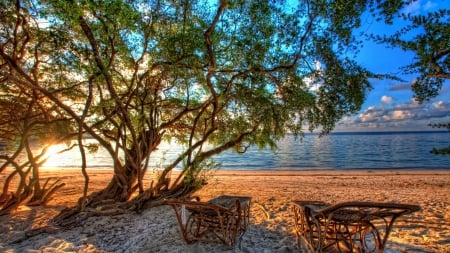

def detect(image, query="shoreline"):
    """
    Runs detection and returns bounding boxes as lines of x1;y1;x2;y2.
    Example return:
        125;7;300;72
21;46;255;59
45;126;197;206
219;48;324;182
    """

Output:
205;168;450;175
39;166;450;174
1;169;449;252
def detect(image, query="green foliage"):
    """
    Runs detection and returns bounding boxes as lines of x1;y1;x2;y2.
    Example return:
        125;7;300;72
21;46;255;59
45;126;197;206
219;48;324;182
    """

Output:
428;122;450;155
429;123;450;131
369;4;449;155
371;8;449;103
430;146;450;155
1;0;409;203
183;158;219;190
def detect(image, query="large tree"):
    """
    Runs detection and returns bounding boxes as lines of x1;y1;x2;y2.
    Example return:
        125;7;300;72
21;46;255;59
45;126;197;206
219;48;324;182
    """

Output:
0;0;406;222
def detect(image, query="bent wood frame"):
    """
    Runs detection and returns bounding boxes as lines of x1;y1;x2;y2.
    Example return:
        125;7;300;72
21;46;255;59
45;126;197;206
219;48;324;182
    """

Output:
292;201;420;253
167;195;251;249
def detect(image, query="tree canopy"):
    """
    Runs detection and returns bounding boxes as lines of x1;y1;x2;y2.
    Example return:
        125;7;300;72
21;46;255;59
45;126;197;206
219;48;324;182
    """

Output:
0;0;410;219
371;7;449;102
371;4;449;154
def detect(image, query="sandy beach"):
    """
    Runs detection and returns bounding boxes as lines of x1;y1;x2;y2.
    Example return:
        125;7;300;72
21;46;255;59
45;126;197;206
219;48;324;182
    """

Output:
1;169;449;252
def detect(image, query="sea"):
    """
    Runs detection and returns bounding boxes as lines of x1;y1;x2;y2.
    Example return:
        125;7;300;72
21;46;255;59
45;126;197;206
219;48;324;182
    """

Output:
39;131;450;171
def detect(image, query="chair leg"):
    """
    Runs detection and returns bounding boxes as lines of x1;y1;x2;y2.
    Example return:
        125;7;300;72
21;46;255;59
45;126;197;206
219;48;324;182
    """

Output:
306;215;323;251
293;205;323;252
358;222;381;253
293;205;307;247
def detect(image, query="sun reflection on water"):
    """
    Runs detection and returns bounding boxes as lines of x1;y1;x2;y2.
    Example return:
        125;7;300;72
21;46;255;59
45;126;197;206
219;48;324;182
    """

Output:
43;144;81;168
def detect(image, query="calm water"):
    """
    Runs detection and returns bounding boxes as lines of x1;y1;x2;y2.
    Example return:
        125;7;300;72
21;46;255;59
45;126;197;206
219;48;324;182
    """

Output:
41;131;450;170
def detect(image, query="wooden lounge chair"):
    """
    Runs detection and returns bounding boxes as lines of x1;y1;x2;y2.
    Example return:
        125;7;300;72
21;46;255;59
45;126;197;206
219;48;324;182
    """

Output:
292;200;420;253
166;195;251;249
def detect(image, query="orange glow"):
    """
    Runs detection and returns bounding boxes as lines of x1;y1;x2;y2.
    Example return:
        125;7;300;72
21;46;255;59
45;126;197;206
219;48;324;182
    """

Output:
42;144;76;168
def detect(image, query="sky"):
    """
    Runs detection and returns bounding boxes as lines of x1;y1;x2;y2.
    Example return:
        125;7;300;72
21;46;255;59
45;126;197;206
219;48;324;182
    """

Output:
333;0;450;132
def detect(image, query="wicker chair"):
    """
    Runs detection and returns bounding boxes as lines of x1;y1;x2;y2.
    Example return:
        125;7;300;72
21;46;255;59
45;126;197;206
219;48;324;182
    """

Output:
292;200;420;253
167;195;251;249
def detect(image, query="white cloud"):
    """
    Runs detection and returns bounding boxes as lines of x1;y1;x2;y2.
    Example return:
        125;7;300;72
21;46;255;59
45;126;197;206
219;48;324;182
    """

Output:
391;110;414;120
433;101;449;110
343;99;450;131
381;95;393;104
357;107;386;123
314;61;322;71
401;0;439;15
424;0;438;10
402;0;421;15
304;60;324;92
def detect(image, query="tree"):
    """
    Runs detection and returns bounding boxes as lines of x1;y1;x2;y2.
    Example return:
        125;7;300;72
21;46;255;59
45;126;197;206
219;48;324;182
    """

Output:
1;0;404;223
0;1;70;215
372;5;449;154
373;9;449;102
428;122;450;154
0;87;69;215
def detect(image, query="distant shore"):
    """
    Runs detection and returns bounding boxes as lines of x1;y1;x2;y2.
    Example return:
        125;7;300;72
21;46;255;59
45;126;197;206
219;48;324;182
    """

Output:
1;169;449;252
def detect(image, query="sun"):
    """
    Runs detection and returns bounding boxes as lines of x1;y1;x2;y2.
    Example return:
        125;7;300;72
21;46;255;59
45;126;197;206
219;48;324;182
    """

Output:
42;144;75;168
42;144;62;167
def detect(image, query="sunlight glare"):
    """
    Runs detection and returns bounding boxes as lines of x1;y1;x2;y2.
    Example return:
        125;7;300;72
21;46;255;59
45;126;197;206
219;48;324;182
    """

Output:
42;144;78;168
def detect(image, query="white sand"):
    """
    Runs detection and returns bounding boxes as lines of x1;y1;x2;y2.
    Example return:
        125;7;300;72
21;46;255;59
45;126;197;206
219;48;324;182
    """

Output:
0;169;449;252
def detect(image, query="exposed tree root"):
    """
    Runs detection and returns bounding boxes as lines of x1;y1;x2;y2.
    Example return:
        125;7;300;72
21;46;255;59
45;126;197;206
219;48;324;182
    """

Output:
51;181;200;228
0;191;32;216
0;178;65;216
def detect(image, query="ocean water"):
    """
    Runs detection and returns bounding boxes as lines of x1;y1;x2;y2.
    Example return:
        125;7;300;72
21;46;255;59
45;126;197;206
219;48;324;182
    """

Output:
41;131;450;170
215;131;450;170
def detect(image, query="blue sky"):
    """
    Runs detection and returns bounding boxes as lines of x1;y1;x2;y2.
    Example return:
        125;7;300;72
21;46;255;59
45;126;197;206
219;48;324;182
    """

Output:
334;0;450;132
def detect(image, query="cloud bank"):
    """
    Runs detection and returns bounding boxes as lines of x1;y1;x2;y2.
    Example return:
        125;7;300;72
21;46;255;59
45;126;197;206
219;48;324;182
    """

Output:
336;100;450;131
